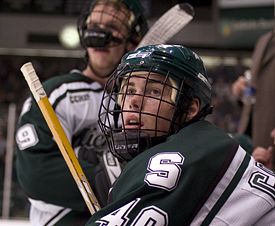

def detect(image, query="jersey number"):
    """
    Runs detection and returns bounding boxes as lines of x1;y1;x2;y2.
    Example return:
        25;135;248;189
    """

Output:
96;199;168;226
249;162;275;200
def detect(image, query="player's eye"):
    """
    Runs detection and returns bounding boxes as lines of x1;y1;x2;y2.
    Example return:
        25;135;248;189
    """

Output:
150;88;161;97
126;87;136;95
146;83;163;98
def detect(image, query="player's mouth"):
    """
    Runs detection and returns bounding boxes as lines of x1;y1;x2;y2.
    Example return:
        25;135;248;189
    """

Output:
124;116;144;129
93;47;110;53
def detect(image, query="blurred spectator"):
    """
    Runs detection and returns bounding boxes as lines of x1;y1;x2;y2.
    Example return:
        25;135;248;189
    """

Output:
231;30;275;170
251;30;275;149
231;73;253;137
252;128;275;170
206;64;245;134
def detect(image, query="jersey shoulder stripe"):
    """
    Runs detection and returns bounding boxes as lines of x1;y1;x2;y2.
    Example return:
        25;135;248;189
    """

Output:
200;150;250;225
41;71;103;109
43;71;93;93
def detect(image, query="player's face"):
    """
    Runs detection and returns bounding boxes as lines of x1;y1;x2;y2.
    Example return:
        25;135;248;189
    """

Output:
119;72;177;137
86;3;132;76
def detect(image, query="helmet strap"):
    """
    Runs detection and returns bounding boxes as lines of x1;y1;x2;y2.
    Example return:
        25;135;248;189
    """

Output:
112;131;167;162
179;104;214;129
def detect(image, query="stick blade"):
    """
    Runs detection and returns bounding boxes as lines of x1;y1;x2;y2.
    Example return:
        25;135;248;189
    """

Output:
137;3;194;49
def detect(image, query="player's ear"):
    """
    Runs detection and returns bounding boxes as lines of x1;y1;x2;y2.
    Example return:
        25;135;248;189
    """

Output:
186;98;200;121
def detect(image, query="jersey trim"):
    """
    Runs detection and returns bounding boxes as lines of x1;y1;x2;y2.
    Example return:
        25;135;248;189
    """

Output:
44;208;71;226
48;81;102;109
201;151;251;225
52;88;99;109
190;146;250;226
186;139;239;225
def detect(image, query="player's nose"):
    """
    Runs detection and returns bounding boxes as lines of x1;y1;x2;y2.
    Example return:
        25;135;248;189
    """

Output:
129;94;143;111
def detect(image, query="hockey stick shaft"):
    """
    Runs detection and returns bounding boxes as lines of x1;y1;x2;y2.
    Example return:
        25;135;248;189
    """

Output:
20;62;100;214
137;3;194;48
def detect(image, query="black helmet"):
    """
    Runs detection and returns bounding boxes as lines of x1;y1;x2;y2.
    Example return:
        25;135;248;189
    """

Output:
78;0;148;48
98;44;213;162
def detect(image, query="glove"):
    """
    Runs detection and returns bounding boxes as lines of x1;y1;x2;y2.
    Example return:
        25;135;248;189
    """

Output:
94;150;122;205
73;124;108;164
73;125;122;185
72;125;122;206
101;150;122;186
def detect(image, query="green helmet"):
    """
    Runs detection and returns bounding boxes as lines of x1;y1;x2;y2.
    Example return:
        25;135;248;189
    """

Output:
77;0;148;48
118;44;212;111
98;44;213;162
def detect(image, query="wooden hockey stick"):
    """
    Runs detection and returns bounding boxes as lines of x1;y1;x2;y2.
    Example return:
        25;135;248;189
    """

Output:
137;3;195;48
20;62;100;214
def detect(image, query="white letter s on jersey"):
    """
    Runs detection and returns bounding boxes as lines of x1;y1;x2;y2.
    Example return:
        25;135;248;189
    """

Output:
145;152;184;191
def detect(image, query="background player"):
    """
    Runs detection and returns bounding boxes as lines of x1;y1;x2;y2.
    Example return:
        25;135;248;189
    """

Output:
15;0;148;225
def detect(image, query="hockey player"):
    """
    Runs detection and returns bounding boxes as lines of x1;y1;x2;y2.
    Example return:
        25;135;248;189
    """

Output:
86;44;275;225
15;0;148;225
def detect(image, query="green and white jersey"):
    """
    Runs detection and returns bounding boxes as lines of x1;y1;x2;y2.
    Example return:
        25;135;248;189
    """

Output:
86;120;275;226
15;70;110;225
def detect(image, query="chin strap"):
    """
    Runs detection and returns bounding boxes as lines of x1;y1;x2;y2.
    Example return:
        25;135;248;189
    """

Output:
178;104;214;130
195;104;213;120
112;131;167;162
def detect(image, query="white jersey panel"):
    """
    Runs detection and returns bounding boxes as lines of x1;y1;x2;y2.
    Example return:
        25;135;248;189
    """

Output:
212;159;275;226
191;146;275;226
190;146;246;226
29;198;71;226
48;81;103;144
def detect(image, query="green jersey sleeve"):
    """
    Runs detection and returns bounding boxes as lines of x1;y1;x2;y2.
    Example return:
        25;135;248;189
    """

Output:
15;72;107;210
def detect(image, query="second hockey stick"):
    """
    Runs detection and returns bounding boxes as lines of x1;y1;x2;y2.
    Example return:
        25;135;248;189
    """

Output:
137;3;195;48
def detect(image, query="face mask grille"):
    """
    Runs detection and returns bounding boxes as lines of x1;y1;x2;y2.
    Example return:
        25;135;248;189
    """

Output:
99;66;191;162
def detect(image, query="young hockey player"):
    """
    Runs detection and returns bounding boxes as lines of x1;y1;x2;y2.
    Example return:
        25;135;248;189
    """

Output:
86;44;275;226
